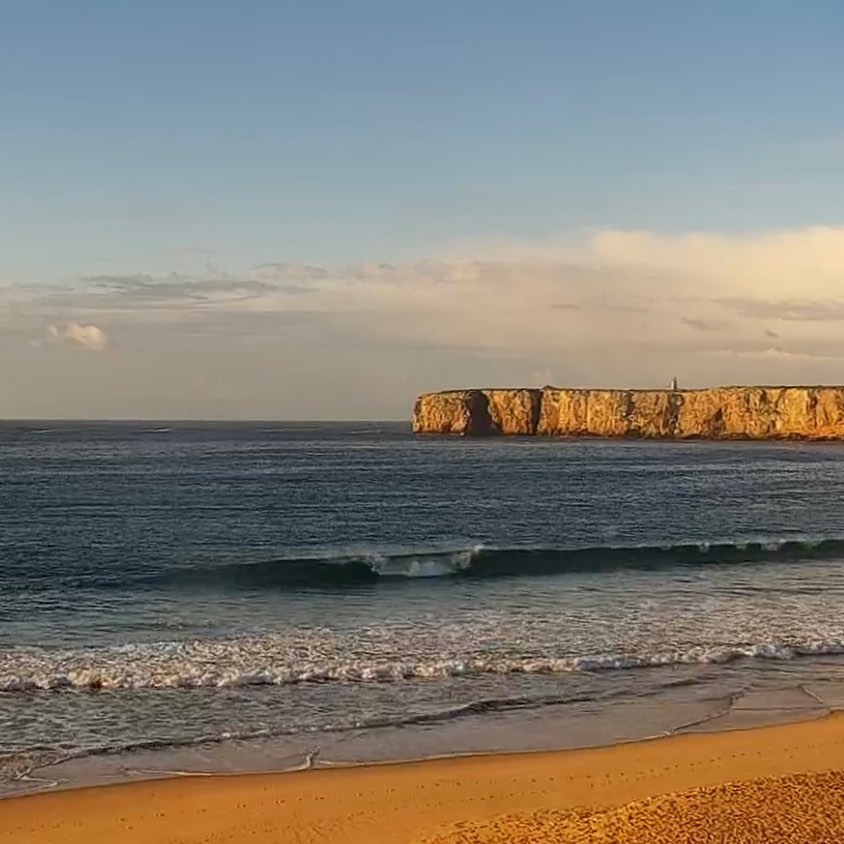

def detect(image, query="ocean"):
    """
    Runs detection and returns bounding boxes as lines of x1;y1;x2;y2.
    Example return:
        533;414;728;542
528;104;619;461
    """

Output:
4;421;844;793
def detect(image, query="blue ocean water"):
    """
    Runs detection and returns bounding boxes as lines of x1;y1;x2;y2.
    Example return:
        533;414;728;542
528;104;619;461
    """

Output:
4;422;844;789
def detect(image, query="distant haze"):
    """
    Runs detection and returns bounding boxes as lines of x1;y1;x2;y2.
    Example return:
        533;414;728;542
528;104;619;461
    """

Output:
1;3;843;419
5;227;844;419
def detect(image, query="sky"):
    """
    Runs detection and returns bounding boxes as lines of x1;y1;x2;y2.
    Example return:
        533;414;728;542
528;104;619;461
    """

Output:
2;1;844;419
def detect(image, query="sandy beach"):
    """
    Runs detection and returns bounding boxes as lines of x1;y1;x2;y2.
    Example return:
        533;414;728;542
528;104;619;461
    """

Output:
2;713;844;843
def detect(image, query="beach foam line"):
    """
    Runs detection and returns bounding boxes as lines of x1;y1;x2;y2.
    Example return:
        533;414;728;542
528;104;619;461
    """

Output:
4;636;844;691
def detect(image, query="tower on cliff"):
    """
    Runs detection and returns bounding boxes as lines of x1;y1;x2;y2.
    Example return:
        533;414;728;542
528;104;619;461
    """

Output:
670;376;679;391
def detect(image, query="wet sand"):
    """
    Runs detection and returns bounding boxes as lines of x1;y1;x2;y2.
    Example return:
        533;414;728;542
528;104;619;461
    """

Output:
2;713;844;843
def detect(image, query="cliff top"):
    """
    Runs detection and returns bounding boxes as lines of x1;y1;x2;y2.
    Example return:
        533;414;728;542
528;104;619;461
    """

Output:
422;385;844;395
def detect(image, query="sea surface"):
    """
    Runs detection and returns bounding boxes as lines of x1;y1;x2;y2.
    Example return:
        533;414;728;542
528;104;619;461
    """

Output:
4;421;844;793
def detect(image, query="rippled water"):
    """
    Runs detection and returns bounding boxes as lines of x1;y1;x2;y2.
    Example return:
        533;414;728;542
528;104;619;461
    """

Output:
4;422;844;789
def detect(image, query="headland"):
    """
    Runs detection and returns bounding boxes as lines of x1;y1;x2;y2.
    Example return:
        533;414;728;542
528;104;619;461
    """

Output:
413;386;844;439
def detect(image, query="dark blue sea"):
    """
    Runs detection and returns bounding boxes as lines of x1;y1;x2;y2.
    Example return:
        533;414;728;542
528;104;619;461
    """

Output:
4;422;844;792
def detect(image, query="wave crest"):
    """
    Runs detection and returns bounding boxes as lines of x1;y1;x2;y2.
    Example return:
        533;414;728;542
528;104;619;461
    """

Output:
165;537;844;588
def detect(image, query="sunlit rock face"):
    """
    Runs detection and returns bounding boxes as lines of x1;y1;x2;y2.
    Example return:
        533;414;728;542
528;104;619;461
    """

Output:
412;389;541;435
413;387;844;439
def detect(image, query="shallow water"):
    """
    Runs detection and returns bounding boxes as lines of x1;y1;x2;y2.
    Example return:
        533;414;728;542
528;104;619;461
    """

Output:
3;422;844;792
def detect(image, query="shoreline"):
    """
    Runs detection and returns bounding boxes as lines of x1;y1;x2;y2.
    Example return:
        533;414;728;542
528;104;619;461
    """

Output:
5;671;836;800
3;711;844;843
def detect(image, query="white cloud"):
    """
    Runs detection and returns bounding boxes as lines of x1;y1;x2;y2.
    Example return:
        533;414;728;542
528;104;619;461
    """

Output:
15;227;844;359
49;321;109;351
5;224;844;417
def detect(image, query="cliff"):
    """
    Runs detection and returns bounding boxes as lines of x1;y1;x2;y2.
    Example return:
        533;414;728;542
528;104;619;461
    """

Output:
412;387;844;439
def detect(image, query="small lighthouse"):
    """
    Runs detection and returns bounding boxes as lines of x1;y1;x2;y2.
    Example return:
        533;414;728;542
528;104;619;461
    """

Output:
670;376;679;391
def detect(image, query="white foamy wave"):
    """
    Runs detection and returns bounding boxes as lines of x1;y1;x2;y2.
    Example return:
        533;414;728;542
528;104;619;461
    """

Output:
3;635;844;692
367;547;479;578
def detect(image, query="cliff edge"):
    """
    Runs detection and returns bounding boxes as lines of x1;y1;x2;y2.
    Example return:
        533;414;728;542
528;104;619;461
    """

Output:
412;387;844;439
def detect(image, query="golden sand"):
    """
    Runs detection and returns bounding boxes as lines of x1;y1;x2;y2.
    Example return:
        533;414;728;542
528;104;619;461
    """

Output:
419;772;844;843
2;713;844;843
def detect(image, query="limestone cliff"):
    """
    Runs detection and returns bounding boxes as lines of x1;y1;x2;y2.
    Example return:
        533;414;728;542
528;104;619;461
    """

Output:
412;389;541;435
412;387;844;439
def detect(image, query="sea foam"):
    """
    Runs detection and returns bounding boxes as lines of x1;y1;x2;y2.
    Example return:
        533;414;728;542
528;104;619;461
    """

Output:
3;636;843;692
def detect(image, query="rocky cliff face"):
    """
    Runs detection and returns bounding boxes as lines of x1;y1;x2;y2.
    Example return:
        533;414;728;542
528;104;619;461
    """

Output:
412;387;844;439
412;389;541;435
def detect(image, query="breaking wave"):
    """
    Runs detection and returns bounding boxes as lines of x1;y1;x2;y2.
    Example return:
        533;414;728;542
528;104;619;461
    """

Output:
164;537;844;588
4;637;844;692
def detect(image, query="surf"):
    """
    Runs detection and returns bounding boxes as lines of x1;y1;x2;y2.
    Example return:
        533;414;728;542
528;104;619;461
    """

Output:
162;537;844;589
4;636;844;692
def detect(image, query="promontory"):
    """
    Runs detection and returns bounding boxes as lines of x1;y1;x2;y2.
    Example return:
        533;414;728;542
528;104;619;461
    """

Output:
412;386;844;439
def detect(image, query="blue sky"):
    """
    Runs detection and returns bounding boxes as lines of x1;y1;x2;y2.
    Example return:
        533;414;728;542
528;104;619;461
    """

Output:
2;2;844;417
3;1;842;278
